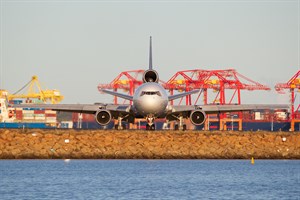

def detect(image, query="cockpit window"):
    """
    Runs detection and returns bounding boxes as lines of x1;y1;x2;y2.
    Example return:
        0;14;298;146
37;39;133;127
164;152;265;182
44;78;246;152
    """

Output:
140;91;161;96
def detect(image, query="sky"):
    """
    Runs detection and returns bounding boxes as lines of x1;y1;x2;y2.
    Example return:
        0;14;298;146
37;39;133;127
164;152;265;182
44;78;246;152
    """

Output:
0;0;299;105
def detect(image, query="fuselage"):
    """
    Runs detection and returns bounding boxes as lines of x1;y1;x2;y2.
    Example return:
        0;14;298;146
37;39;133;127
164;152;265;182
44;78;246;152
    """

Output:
132;82;168;117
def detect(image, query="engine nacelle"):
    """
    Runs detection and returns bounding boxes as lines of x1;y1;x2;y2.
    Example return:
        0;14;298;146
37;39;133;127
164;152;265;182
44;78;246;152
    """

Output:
190;110;206;126
95;110;112;126
142;69;159;83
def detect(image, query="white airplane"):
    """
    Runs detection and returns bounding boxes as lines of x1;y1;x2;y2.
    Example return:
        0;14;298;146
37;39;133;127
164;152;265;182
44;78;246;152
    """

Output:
14;37;288;130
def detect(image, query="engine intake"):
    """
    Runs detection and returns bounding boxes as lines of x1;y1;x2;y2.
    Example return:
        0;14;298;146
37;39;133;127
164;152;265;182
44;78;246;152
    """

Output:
143;70;159;83
190;110;206;125
95;110;112;126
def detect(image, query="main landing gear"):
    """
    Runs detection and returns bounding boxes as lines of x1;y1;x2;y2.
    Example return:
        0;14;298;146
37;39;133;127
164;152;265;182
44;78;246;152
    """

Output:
174;124;187;131
114;116;126;130
174;116;187;131
114;124;126;130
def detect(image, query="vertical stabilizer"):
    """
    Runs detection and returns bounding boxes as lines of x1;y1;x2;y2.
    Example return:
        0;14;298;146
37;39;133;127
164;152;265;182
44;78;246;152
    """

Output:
143;36;159;83
149;36;153;70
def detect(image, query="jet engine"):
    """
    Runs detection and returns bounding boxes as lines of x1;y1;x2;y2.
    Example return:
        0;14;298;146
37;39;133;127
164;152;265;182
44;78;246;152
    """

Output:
95;110;112;126
190;110;206;125
142;69;159;83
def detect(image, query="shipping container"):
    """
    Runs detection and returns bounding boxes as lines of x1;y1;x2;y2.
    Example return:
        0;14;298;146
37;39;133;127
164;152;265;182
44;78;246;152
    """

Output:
23;113;34;116
35;114;45;116
34;110;45;114
255;112;263;120
16;115;23;120
14;100;23;104
45;114;57;117
8;100;23;105
35;117;46;120
32;99;44;104
45;110;56;114
72;113;95;122
60;121;73;128
23;110;34;114
0;122;56;129
22;116;34;120
46;117;57;122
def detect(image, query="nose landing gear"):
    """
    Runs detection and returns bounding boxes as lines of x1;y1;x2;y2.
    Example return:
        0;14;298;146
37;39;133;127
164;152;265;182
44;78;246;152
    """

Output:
146;115;155;130
146;124;155;130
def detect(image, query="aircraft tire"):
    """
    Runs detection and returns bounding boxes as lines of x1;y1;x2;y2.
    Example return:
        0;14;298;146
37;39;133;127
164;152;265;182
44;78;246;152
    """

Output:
150;124;155;130
146;124;150;130
174;124;179;130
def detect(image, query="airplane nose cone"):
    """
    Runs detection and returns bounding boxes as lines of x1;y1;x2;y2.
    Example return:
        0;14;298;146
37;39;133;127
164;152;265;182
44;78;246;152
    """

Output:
144;97;160;112
133;82;169;117
135;96;168;116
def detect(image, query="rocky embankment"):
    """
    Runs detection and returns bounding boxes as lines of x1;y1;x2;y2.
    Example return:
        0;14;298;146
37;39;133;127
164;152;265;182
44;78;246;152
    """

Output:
0;129;299;159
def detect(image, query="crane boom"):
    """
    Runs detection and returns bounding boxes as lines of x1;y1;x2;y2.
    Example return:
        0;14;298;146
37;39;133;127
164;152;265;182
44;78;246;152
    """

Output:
8;75;64;104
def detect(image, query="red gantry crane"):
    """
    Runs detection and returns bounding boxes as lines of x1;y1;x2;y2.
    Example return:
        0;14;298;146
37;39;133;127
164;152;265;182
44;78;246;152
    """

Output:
164;69;271;130
98;69;167;105
97;68;271;130
275;70;300;131
98;70;144;105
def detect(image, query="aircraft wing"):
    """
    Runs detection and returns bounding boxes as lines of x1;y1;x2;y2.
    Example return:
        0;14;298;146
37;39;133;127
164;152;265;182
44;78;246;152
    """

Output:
169;104;289;114
201;104;289;114
168;90;200;101
100;89;133;101
12;103;132;115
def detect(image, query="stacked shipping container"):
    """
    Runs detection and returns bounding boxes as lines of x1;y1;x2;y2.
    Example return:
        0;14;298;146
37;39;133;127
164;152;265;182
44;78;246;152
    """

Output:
13;108;57;123
0;98;58;128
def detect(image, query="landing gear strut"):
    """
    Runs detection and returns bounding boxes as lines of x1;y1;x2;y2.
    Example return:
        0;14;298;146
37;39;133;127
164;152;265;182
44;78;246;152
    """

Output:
146;115;155;131
174;116;187;131
146;124;155;130
114;116;126;130
162;120;170;130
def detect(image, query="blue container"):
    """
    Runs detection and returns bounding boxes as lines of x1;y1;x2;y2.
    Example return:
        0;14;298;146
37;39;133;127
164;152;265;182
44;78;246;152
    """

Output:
0;122;55;129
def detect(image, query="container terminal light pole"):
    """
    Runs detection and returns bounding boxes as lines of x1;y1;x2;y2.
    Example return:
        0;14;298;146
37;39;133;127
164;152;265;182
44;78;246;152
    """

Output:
275;70;300;131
